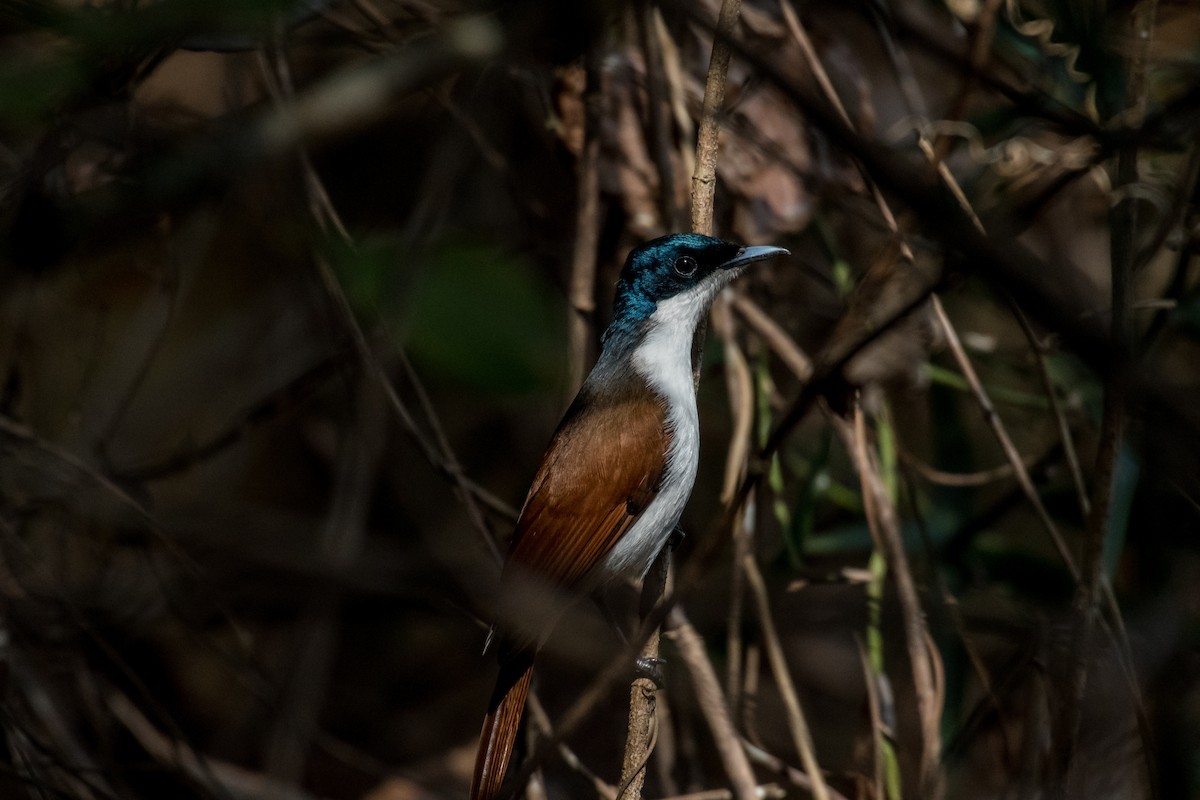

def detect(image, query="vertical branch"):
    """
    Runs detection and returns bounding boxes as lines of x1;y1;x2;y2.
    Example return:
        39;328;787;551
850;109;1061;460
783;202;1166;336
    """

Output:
567;56;603;395
832;406;943;798
742;557;831;800
667;608;762;800
690;0;742;236
621;2;750;797
1057;1;1155;792
638;5;682;232
618;552;668;800
715;299;755;718
690;0;743;378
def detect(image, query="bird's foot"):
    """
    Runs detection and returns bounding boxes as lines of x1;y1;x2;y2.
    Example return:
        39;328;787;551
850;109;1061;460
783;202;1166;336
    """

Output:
634;656;666;689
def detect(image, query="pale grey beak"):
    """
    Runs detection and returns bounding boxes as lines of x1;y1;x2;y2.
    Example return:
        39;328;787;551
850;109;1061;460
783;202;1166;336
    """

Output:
720;245;790;270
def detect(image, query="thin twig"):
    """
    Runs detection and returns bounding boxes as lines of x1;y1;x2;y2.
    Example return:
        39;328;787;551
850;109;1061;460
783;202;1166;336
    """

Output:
110;692;327;800
1010;305;1092;519
567;56;603;395
526;696;618;800
666;607;761;800
621;0;750;793
729;294;813;382
1058;2;1156;793
931;299;1078;571
854;636;884;800
713;296;755;719
724;475;751;716
619;551;670;800
690;0;743;237
899;449;1028;487
714;298;756;504
741;741;851;800
740;556;830;800
832;407;942;795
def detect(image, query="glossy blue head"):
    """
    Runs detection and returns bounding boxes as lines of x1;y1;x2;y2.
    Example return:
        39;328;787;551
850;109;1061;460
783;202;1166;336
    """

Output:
604;233;787;345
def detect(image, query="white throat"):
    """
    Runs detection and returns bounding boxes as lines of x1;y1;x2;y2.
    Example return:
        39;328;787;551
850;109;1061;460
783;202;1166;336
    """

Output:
596;281;722;581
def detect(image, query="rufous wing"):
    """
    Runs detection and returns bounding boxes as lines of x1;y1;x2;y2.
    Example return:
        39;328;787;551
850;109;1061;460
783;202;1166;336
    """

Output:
470;391;669;800
506;391;670;591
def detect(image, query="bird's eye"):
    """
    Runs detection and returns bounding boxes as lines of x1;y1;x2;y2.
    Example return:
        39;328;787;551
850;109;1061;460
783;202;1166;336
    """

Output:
673;255;698;276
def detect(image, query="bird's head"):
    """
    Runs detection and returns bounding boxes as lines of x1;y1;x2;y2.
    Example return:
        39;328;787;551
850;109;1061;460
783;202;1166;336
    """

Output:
606;233;788;344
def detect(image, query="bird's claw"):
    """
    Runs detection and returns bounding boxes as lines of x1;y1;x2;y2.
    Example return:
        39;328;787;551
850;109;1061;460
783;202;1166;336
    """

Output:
634;656;666;688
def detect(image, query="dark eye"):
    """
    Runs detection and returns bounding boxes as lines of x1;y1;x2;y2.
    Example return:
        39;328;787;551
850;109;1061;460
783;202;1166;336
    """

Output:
673;255;698;276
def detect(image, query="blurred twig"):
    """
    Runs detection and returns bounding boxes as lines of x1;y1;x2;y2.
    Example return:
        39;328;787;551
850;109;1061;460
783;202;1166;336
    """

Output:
265;34;510;564
621;0;754;795
4;14;504;268
831;406;943;796
110;692;327;800
111;351;347;483
781;5;947;789
525;697;618;800
740;741;848;800
567;56;602;396
264;379;385;781
666;607;762;800
855;636;885;800
638;4;683;232
690;0;742;237
1057;2;1157;794
619;551;669;800
729;295;812;382
740;556;830;800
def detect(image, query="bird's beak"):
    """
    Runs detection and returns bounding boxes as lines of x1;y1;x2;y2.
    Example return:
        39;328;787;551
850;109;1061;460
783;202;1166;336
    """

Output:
720;245;790;270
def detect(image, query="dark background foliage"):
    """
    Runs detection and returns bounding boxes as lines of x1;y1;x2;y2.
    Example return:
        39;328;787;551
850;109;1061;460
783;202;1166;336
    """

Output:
0;0;1198;798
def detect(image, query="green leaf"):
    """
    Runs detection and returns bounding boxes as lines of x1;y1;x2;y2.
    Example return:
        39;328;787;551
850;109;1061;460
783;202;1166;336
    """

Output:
386;238;566;394
0;56;85;127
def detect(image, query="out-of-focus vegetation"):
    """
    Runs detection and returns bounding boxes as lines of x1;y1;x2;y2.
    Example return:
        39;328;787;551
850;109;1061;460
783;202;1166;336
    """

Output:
1;0;1199;798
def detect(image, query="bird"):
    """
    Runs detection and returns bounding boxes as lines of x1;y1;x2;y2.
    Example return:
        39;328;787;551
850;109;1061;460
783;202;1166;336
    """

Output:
471;233;788;800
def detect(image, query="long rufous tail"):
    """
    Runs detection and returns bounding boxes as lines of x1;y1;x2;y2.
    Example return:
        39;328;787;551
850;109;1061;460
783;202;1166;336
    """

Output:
470;652;535;800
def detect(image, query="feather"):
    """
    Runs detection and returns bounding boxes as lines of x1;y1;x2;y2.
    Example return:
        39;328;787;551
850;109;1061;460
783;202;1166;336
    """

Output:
470;652;534;800
470;384;668;799
506;387;669;593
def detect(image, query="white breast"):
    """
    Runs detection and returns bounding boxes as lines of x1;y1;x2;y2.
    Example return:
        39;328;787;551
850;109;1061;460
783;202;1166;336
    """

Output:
595;285;713;581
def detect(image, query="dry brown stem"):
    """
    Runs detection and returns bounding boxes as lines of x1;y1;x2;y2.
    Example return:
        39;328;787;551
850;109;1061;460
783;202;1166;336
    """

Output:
622;0;748;794
666;607;760;800
619;549;670;800
690;0;743;236
110;691;326;800
567;59;603;396
740;557;830;800
730;294;813;381
855;637;885;799
831;406;943;796
526;696;618;800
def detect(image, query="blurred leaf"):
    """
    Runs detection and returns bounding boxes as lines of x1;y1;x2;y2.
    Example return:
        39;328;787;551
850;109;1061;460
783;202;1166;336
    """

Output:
814;215;853;297
806;504;965;556
925;362;1051;410
0;56;86;127
1042;350;1103;425
334;237;566;394
756;356;794;563
1105;444;1139;580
